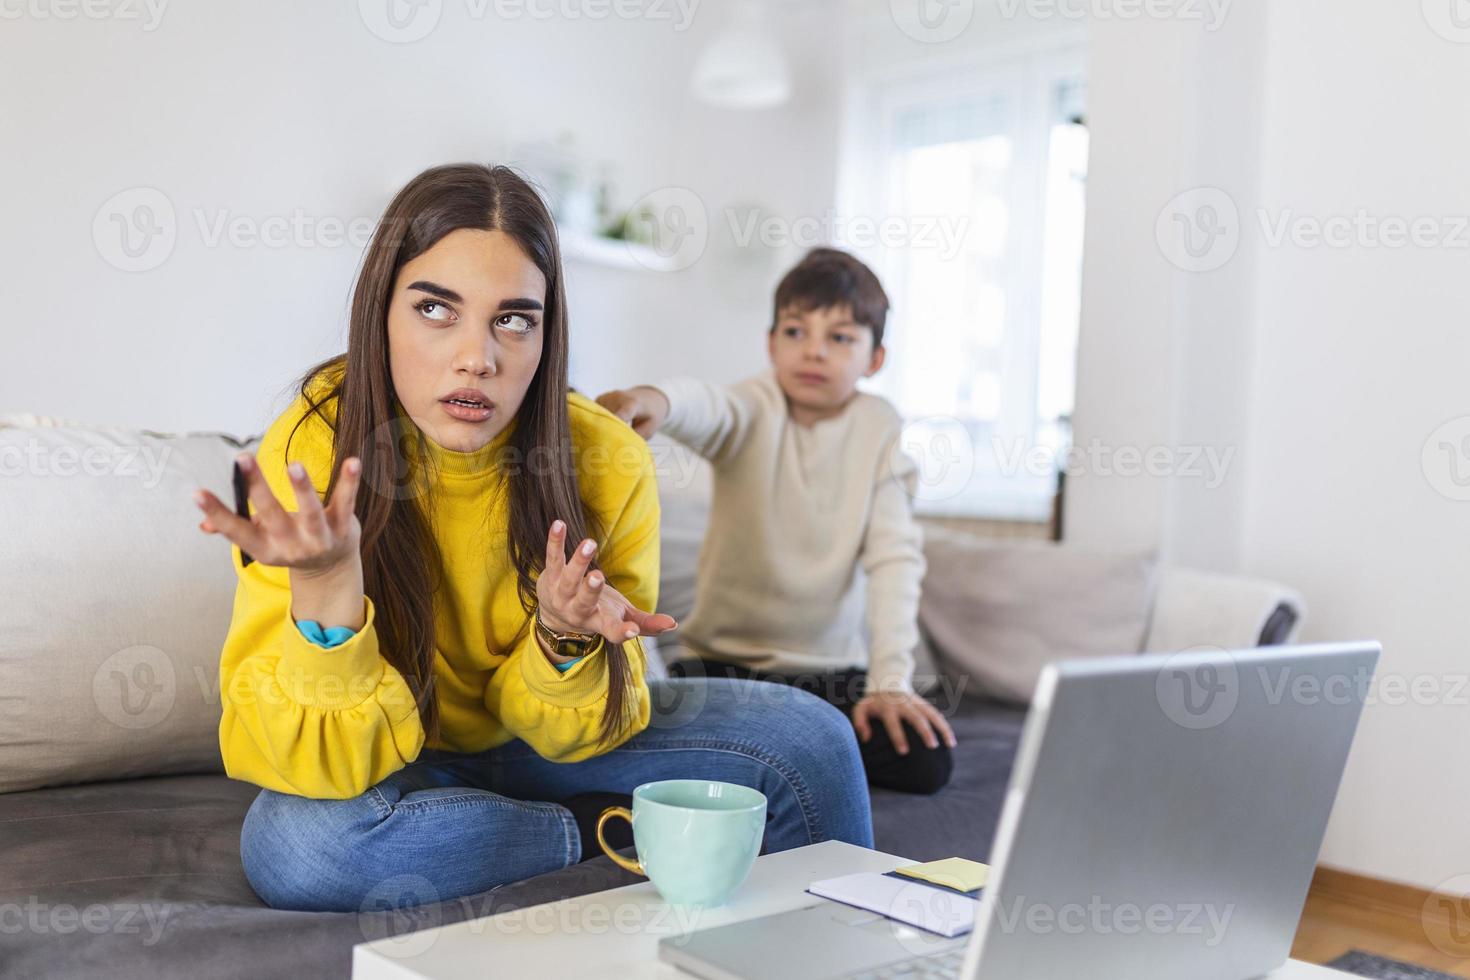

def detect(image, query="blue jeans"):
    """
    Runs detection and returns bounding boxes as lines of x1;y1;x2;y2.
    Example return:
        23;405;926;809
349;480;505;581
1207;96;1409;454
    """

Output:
239;677;874;912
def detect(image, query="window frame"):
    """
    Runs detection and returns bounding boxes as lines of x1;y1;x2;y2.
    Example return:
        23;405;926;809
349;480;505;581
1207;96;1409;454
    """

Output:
836;39;1088;523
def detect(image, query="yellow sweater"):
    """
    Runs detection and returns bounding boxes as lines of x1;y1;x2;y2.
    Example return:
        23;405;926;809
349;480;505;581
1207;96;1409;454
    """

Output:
218;376;659;799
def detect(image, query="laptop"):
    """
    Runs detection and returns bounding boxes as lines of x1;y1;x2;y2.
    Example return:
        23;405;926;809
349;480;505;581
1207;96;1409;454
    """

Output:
658;641;1380;980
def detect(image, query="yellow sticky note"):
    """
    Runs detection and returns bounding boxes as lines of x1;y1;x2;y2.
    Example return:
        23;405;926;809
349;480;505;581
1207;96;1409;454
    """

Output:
893;857;990;893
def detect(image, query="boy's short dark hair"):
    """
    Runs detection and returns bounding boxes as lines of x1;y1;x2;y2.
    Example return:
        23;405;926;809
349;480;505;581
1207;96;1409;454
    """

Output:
771;247;890;348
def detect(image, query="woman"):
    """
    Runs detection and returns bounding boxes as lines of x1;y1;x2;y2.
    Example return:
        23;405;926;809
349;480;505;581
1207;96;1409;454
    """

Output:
192;163;872;913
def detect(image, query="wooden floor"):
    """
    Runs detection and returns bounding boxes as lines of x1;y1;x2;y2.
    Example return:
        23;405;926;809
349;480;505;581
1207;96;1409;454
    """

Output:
1292;867;1470;977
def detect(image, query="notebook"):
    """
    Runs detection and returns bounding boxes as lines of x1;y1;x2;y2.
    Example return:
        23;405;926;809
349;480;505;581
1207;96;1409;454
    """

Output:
806;870;981;938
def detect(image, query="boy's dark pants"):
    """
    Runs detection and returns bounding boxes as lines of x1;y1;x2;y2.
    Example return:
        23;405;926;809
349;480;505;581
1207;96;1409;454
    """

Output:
665;658;953;796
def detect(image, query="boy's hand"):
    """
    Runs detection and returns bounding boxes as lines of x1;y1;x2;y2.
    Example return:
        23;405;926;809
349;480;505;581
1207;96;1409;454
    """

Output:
852;691;958;756
595;386;670;439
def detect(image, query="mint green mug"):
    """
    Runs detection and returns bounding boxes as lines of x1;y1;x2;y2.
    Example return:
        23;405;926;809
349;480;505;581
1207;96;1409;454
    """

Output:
597;779;767;907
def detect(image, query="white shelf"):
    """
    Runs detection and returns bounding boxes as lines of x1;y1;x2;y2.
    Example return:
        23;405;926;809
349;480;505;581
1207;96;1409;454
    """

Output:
559;228;679;272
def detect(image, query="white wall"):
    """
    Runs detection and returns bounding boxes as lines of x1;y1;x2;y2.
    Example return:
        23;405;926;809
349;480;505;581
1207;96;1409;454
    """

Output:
1067;5;1267;566
1065;14;1198;554
1245;0;1470;892
0;0;843;437
1074;0;1470;890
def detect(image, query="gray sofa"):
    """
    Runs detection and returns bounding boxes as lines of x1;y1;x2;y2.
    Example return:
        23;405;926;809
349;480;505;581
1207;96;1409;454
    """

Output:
0;421;1302;980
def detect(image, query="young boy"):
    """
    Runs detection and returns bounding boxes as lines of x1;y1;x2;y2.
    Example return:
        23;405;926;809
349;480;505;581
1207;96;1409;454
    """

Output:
596;247;956;795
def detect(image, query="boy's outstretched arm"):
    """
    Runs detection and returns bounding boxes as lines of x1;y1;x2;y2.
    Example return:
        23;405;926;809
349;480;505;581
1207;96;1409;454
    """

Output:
852;431;958;755
596;378;757;466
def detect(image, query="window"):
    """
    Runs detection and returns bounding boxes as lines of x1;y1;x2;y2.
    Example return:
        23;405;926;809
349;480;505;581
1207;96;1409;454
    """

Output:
839;47;1088;522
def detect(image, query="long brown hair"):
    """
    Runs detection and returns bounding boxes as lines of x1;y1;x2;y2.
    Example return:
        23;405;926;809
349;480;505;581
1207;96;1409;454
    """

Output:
285;163;637;747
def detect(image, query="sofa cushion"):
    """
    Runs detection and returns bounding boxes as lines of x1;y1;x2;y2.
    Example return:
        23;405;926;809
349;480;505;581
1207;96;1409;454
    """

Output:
0;773;649;980
0;417;256;794
0;695;1027;980
919;537;1157;704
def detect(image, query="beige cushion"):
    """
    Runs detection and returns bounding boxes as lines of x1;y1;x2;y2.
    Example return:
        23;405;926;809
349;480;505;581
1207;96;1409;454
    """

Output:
646;433;713;669
919;536;1157;704
0;416;256;793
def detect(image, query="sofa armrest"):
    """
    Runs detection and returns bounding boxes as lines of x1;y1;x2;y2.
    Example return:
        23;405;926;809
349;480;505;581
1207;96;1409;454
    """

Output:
1143;566;1306;653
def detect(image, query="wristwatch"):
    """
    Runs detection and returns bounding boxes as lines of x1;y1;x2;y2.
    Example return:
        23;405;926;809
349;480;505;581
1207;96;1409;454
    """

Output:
535;614;603;659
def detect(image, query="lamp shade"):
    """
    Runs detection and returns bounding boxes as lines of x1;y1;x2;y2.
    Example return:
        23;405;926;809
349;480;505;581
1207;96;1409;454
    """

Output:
690;4;791;109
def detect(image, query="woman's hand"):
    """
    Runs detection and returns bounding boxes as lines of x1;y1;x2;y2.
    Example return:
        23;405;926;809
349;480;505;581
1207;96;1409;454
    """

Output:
193;453;363;578
537;520;677;644
595;386;670;439
851;691;959;756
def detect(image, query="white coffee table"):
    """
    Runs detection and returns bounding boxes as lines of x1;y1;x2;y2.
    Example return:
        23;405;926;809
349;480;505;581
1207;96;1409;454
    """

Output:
353;841;1349;979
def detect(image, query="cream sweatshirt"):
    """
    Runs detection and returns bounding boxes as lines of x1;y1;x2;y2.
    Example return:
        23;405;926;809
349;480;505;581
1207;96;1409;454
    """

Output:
652;369;926;694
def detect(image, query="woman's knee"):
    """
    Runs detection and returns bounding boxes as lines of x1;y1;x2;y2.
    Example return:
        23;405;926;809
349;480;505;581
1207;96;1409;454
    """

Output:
753;684;873;844
240;787;380;911
657;677;861;761
767;683;865;766
241;782;583;911
672;679;866;798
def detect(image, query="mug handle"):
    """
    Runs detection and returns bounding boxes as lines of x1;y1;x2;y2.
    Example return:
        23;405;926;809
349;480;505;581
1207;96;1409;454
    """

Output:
596;806;644;876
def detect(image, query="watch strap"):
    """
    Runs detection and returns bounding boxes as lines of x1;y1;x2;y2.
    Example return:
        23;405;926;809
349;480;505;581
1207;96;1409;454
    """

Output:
535;613;602;659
